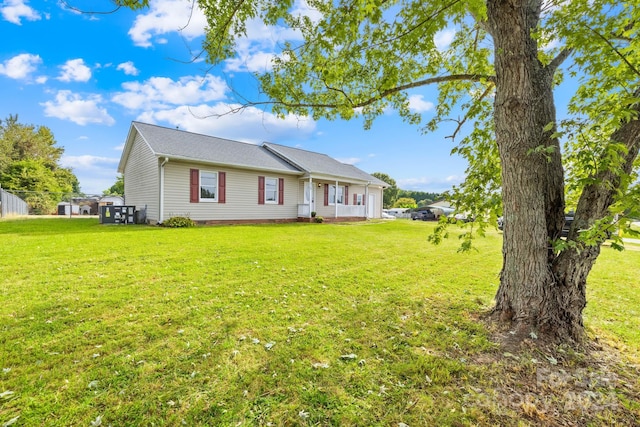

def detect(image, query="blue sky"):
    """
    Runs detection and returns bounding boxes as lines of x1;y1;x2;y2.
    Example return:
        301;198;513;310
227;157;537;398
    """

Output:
1;0;470;195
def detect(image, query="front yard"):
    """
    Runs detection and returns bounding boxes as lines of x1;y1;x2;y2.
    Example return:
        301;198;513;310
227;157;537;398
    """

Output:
0;218;638;426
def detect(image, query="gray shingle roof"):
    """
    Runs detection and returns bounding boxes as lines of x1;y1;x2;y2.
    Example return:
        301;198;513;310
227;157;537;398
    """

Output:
263;143;389;186
120;122;387;186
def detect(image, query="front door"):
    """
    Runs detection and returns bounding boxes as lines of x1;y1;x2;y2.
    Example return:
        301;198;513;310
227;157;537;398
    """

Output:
368;194;376;218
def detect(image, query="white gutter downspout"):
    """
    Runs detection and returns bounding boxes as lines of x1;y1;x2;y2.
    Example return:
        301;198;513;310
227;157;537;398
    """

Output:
159;157;169;223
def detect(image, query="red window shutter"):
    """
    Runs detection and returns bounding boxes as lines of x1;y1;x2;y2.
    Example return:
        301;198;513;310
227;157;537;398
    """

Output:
258;176;265;204
353;193;357;205
190;169;199;203
324;184;329;206
278;178;284;205
344;186;349;205
218;171;226;204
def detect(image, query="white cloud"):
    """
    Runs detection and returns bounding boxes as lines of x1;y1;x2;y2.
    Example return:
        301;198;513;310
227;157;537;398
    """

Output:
434;29;456;51
0;53;41;79
222;18;302;73
61;155;119;170
221;1;321;73
117;61;139;76
61;155;121;195
408;95;435;113
126;0;316;73
137;103;316;144
336;157;360;165
112;75;228;110
225;51;277;73
58;59;92;82
397;175;464;192
1;0;40;25
290;0;323;24
128;0;207;48
41;90;115;126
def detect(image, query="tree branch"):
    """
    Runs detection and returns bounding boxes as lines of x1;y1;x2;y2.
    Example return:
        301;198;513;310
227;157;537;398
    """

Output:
547;48;573;74
372;0;463;48
446;82;495;140
586;24;640;78
60;1;122;14
194;73;495;118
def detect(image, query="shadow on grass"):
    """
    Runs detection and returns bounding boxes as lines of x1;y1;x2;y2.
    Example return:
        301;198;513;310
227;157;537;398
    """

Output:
0;217;159;236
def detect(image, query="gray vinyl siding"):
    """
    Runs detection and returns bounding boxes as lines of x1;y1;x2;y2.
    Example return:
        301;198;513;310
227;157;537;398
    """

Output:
163;162;299;221
123;133;160;222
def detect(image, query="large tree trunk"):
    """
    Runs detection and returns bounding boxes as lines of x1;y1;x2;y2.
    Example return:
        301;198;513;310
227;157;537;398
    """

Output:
486;0;640;344
487;0;571;340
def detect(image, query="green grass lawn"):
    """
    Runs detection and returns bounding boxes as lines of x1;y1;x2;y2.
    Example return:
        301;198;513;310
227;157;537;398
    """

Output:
0;218;638;426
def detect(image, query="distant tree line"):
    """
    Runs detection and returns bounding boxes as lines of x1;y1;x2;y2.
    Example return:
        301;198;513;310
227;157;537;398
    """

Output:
0;115;80;214
372;172;443;209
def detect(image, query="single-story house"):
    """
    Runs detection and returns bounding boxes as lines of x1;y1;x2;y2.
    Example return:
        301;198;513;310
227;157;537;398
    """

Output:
117;122;389;224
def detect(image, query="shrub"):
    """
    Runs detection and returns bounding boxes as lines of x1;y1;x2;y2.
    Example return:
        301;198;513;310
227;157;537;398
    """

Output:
163;216;196;228
314;216;324;223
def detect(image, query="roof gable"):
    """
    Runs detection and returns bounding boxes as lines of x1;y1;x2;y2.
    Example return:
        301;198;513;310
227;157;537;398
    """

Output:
122;122;301;174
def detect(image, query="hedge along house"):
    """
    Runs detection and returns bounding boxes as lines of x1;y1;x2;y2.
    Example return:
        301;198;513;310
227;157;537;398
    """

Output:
117;122;389;224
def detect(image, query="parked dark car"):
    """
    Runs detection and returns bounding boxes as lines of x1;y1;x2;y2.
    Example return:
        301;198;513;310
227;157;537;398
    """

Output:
411;209;436;221
498;213;575;237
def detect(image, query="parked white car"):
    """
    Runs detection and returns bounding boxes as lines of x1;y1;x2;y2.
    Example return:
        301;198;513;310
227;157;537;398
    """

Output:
381;210;396;220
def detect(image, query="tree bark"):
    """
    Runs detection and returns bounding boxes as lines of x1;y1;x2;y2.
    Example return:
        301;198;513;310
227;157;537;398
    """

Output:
486;0;574;342
487;0;565;338
487;0;640;344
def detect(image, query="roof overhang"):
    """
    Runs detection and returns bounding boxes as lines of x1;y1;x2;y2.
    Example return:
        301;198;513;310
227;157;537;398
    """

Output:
153;153;304;176
300;173;377;186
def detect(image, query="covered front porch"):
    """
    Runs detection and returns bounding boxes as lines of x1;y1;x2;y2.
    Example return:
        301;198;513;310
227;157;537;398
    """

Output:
295;176;381;220
297;203;366;219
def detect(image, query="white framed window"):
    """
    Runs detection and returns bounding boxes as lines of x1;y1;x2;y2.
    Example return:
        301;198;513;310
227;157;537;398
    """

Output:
356;194;363;205
265;177;278;204
200;171;218;202
329;185;344;205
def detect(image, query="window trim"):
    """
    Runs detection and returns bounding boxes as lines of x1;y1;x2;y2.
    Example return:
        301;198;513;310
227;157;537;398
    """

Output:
328;184;345;205
199;170;218;202
264;176;278;204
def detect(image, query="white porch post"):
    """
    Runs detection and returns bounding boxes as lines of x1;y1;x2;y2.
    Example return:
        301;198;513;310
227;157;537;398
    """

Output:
365;183;370;218
335;180;339;218
308;176;313;218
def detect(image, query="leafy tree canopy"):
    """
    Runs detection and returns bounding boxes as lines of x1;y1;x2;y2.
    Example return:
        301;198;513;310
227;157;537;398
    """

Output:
393;197;417;209
0;115;79;213
397;190;442;207
371;172;398;208
103;174;124;196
